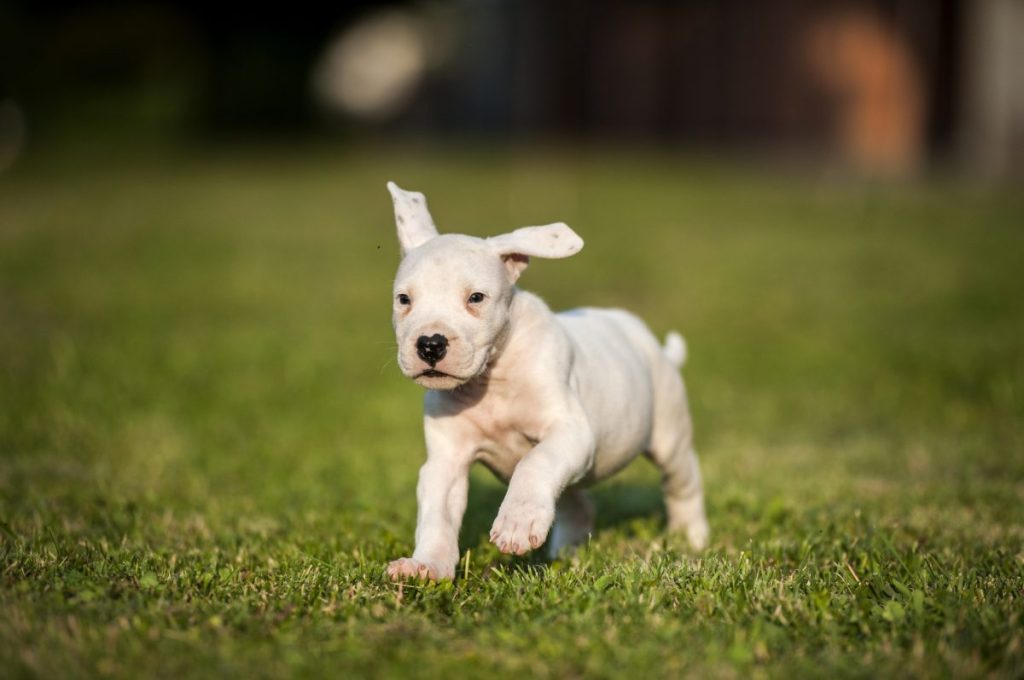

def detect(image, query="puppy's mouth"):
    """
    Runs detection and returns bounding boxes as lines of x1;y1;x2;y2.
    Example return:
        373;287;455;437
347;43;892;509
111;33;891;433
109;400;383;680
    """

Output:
412;368;473;390
400;344;494;390
417;369;454;379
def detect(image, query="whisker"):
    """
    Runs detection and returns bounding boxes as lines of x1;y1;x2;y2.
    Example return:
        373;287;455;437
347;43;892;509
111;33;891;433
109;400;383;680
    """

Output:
378;356;396;375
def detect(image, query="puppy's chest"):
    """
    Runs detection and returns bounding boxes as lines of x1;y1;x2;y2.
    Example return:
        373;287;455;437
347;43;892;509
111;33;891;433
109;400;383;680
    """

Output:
459;397;543;481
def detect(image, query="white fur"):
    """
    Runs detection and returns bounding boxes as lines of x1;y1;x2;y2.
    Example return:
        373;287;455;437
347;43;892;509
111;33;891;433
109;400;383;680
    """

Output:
384;182;709;581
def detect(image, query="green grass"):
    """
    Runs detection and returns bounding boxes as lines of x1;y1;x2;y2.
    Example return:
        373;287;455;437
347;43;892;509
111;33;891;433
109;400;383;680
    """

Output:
1;145;1022;678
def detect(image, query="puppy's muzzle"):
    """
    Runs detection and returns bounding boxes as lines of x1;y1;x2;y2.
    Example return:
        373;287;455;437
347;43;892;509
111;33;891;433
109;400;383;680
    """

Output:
416;334;448;366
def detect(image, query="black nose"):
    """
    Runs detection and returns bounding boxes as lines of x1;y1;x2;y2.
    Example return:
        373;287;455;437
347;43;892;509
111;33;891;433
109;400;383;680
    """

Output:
416;334;448;366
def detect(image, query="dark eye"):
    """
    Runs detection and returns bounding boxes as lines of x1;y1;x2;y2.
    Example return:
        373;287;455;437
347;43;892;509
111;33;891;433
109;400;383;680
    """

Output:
468;292;486;304
396;293;411;306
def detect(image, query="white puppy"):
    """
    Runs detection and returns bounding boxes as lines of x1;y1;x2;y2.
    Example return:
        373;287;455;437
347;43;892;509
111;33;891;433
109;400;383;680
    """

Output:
384;182;709;581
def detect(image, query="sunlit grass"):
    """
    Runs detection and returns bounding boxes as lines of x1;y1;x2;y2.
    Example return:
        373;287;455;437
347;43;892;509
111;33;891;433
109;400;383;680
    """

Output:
1;145;1022;678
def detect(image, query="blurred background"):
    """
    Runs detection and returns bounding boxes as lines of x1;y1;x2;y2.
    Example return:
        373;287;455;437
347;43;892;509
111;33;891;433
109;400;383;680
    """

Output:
1;0;1022;176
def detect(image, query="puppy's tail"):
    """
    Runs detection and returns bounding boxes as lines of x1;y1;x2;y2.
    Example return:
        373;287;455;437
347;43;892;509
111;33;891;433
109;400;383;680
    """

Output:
663;331;687;369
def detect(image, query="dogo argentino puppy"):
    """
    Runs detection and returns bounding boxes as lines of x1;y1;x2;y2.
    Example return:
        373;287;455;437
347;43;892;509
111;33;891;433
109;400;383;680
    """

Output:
384;182;709;581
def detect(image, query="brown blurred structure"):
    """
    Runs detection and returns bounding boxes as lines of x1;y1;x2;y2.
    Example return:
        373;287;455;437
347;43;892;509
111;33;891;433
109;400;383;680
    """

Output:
2;0;1022;177
437;0;1023;176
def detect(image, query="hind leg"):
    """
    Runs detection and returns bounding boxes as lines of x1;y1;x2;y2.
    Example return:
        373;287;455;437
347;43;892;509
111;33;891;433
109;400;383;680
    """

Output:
650;441;709;550
547;487;595;558
648;377;709;550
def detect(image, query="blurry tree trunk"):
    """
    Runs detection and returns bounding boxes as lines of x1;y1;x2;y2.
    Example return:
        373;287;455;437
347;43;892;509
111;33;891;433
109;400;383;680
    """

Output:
960;0;1024;177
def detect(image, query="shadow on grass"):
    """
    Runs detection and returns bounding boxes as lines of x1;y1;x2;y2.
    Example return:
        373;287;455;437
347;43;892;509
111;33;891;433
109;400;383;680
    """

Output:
460;479;667;575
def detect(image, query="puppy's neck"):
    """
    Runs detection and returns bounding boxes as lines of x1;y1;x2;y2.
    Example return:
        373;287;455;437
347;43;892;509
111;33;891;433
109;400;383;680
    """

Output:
490;288;551;369
450;288;551;400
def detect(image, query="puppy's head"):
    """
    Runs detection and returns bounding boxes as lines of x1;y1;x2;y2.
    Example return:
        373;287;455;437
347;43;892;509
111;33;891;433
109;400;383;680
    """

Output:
387;182;583;390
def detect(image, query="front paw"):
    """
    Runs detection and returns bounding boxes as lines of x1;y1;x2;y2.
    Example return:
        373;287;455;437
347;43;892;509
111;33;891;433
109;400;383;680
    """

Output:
490;497;555;555
386;557;452;581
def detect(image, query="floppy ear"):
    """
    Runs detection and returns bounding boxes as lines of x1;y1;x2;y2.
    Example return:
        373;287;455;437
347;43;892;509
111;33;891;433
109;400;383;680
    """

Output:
387;181;439;255
486;223;583;283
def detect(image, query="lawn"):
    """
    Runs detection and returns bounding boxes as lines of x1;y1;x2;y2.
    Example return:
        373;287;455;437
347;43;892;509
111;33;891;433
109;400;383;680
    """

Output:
1;145;1022;678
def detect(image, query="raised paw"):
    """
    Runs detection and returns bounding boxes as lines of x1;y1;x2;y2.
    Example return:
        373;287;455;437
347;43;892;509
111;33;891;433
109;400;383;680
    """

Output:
386;557;449;581
489;497;555;555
